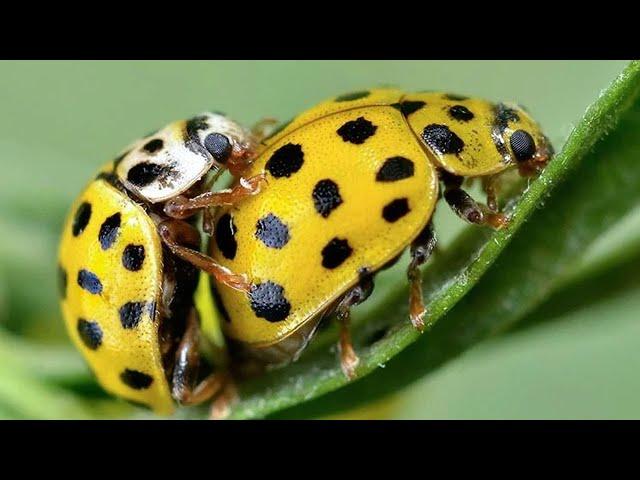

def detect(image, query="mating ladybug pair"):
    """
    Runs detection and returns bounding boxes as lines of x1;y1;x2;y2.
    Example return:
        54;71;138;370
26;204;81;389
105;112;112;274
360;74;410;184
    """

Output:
58;89;552;415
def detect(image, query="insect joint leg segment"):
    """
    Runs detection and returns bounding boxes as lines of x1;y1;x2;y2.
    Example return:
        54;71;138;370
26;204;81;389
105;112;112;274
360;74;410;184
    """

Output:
163;174;267;220
334;275;375;380
407;221;437;333
171;308;227;406
441;170;507;229
158;219;251;293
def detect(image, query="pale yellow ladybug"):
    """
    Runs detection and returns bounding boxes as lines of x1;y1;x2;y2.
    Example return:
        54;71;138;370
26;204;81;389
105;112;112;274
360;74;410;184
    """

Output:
209;89;553;379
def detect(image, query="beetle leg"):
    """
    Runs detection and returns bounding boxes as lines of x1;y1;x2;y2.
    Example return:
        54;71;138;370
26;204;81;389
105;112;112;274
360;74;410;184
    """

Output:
202;206;216;236
407;222;437;333
164;173;267;220
440;170;507;229
334;275;375;380
172;308;228;406
158;219;251;293
198;169;231;236
209;380;240;420
482;175;500;212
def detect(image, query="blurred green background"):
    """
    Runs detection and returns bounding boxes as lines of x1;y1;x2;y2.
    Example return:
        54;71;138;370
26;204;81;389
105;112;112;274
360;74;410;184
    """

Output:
1;60;638;419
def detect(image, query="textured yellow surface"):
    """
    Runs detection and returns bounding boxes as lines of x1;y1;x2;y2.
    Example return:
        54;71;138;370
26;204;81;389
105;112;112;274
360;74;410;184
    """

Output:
58;176;173;414
262;88;404;147
403;92;546;176
214;88;549;348
211;100;438;346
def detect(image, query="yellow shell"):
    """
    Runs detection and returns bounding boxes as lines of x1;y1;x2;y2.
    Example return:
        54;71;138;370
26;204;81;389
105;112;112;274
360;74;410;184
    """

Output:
209;89;549;354
401;92;549;176
58;169;173;414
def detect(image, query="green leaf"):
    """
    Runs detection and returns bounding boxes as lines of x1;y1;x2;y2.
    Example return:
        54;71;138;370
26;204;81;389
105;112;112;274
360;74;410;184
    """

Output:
0;354;120;419
513;208;640;334
178;61;640;420
0;329;89;382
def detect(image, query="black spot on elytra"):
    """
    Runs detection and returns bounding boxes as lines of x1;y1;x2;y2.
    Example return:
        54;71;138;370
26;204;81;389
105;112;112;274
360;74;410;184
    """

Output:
77;319;103;350
77;269;102;294
382;198;410;223
142;138;164;153
321;237;353;269
391;100;425;116
127;162;171;187
335;91;370;102
119;301;146;329
312;179;343;218
421;124;465;155
99;213;121;250
215;213;237;260
72;202;92;237
184;115;211;157
510;130;536;162
265;143;304;178
120;369;153;390
185;115;209;136
249;281;291;322
204;133;232;163
448;105;474;122
255;213;290;249
337;117;377;145
443;93;469;101
376;157;415;182
58;264;67;299
495;103;520;132
122;244;145;271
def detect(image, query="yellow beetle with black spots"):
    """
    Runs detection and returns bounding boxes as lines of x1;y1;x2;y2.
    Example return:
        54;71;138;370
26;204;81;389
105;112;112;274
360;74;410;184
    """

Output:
209;89;553;379
58;112;272;414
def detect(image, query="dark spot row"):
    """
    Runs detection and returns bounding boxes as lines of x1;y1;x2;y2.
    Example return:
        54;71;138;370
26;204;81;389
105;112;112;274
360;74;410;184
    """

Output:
216;188;410;260
69;201;147;271
76;317;154;391
329;95;538;165
64;198;154;374
72;274;149;329
235;198;410;322
218;142;416;261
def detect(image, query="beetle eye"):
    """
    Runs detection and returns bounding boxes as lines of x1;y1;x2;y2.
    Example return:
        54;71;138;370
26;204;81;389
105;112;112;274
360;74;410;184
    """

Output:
510;129;536;162
204;133;232;163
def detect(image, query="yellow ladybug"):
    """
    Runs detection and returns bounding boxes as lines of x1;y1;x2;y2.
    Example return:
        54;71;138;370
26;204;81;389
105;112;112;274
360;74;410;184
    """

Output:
209;89;553;379
58;112;271;414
